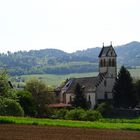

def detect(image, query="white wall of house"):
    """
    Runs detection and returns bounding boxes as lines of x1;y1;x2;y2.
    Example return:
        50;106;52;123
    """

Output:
86;92;96;109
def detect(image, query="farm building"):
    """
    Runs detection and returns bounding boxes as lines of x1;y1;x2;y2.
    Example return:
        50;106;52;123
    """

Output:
59;44;117;109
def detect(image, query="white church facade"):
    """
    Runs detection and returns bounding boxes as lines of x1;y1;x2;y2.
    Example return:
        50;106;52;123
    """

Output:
60;44;117;109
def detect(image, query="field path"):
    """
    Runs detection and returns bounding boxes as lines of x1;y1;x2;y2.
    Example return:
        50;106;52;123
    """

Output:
0;124;140;140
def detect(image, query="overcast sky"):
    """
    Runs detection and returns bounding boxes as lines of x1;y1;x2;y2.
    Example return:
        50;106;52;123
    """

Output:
0;0;140;53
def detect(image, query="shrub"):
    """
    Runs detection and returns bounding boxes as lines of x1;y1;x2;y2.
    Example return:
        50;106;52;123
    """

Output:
96;102;113;117
65;108;86;120
0;98;24;116
16;90;36;116
51;109;68;119
83;110;102;121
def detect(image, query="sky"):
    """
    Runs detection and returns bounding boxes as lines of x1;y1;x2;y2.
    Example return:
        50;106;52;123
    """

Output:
0;0;140;53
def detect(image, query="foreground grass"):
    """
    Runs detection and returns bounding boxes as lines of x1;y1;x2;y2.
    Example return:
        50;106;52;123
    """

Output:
0;116;140;131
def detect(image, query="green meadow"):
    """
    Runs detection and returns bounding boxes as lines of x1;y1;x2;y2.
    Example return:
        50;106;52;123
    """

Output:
11;68;140;87
0;116;140;131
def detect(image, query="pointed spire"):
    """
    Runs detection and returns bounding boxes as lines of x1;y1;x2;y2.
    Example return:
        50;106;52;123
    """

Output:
103;42;104;47
110;41;112;46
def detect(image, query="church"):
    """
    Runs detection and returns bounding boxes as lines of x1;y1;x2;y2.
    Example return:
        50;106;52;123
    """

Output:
60;44;117;109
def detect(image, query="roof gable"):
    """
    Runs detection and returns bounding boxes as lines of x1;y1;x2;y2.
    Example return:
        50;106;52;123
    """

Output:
63;77;97;93
98;45;117;57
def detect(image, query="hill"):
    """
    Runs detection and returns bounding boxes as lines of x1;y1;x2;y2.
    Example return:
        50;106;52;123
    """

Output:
0;41;140;76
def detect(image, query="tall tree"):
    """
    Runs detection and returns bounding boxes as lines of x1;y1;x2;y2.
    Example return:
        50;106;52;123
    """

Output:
25;78;54;117
135;80;140;103
113;66;137;108
72;83;88;109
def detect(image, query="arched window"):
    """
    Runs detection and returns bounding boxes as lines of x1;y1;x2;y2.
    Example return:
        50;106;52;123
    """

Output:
100;59;103;67
104;59;106;67
88;95;91;108
104;80;106;87
69;96;72;103
112;59;116;67
63;93;66;103
109;59;111;66
88;95;91;102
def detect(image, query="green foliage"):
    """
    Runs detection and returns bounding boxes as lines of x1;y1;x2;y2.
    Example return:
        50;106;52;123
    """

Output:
16;90;36;116
0;98;24;116
72;83;89;109
135;80;140;102
25;78;54;117
0;42;140;76
113;66;137;108
96;102;113;117
51;109;68;119
0;70;10;95
0;70;17;100
83;110;102;121
65;108;86;120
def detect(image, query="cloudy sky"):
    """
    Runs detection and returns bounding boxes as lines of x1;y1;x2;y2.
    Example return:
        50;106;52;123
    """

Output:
0;0;140;53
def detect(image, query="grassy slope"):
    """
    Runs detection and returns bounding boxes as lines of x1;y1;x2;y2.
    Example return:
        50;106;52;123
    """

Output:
12;72;99;86
0;116;140;131
11;68;140;87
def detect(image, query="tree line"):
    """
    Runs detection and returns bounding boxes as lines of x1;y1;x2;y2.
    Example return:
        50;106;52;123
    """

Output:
0;66;140;119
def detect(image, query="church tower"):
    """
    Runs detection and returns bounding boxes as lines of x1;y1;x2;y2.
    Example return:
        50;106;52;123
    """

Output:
96;43;117;102
98;43;117;77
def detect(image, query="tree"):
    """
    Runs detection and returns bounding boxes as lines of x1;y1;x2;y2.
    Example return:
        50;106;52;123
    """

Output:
135;80;140;103
0;97;24;116
0;70;17;100
72;83;89;109
25;78;54;117
16;90;36;116
113;66;137;108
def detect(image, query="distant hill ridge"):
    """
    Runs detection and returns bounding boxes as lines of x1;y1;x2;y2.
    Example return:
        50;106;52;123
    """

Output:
0;41;140;76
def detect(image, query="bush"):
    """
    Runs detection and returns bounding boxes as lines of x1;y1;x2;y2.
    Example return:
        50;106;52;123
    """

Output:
0;98;24;116
96;102;113;117
65;108;86;120
16;90;36;116
51;109;68;119
83;110;102;121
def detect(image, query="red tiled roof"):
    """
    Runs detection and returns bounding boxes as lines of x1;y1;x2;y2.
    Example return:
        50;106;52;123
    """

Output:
48;103;72;108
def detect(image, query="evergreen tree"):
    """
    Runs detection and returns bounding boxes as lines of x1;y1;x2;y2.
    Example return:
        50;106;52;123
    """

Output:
135;80;140;103
72;83;88;109
113;66;137;108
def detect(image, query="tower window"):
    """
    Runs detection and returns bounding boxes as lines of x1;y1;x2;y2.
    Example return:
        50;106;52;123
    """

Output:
88;95;91;102
100;59;103;67
104;80;107;87
103;59;106;67
112;59;116;67
109;59;111;66
69;96;72;103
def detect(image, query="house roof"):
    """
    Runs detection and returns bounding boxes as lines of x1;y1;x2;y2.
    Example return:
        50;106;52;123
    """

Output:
98;45;117;57
62;77;98;93
48;103;72;108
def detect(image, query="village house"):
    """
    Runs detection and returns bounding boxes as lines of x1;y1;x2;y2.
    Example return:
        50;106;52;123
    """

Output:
59;43;117;109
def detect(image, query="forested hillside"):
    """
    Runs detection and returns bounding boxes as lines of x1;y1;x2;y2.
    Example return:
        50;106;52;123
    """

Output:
0;41;139;76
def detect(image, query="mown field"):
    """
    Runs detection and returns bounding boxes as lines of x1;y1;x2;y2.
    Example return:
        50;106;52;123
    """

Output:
11;68;140;87
0;116;140;131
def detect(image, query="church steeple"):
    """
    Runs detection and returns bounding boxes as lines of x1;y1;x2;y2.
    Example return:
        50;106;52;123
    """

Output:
99;43;117;77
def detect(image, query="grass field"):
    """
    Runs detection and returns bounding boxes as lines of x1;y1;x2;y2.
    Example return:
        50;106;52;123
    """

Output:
11;72;99;87
11;68;140;87
0;116;140;131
